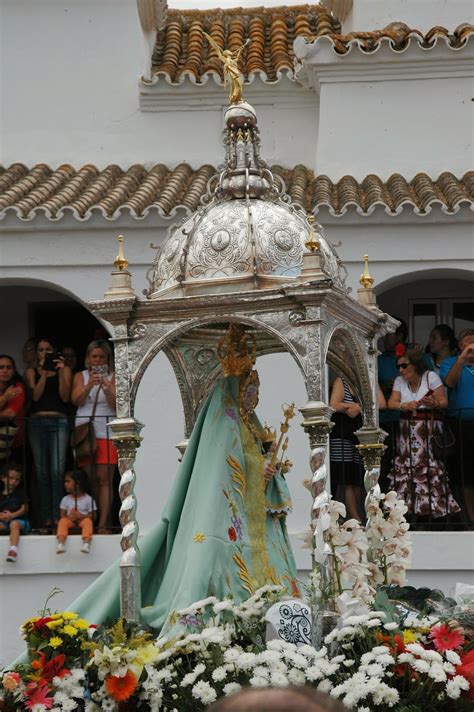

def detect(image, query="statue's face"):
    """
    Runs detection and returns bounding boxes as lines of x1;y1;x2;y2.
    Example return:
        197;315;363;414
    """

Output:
239;370;260;419
223;50;232;58
243;381;259;414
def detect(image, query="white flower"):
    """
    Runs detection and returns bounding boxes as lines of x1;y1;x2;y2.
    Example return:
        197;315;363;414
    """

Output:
213;600;234;614
223;682;242;696
30;706;47;712
270;671;289;687
383;622;398;631
191;680;217;705
317;679;333;693
224;647;243;663
305;665;323;682
235;652;257;670
211;666;228;682
259;649;282;664
412;659;430;674
288;668;306;685
249;676;269;688
446;675;469;699
445;650;462;665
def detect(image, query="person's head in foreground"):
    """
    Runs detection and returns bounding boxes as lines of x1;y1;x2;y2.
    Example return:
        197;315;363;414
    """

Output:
206;686;346;712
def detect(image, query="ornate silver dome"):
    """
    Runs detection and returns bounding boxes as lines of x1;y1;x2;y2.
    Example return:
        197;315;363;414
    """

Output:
146;101;346;299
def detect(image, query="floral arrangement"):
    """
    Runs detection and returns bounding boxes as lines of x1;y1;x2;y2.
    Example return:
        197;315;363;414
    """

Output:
305;492;412;611
1;583;472;712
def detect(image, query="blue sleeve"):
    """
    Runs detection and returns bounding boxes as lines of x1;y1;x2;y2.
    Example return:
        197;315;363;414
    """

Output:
439;357;455;383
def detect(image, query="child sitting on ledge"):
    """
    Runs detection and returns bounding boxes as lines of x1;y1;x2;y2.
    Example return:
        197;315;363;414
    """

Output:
56;469;97;554
0;463;30;563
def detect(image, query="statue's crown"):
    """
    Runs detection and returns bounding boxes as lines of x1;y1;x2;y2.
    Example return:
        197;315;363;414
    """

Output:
261;422;277;444
217;324;256;376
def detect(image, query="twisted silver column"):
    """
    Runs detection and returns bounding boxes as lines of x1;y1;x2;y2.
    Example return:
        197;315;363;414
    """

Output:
356;429;386;563
300;402;336;648
109;418;144;622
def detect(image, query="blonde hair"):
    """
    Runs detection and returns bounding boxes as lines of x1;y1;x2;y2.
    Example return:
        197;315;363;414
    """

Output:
85;339;114;371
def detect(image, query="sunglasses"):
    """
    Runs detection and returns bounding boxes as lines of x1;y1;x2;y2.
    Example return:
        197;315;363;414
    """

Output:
0;365;13;370
397;362;410;370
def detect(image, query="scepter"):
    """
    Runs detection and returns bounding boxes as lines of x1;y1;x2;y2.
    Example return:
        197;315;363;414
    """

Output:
269;403;296;469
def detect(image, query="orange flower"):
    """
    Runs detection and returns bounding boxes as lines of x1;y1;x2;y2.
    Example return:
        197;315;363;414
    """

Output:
105;670;138;702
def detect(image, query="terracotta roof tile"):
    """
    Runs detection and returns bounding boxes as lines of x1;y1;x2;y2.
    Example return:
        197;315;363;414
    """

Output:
306;21;474;55
150;5;340;84
0;163;472;221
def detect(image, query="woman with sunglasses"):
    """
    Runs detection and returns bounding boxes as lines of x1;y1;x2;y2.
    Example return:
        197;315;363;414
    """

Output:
0;355;26;462
387;346;459;520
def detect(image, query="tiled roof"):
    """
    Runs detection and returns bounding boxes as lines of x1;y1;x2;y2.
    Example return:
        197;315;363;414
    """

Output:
306;21;474;55
0;163;472;222
150;4;340;84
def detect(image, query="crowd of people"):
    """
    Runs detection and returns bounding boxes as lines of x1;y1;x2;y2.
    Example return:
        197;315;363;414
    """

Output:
330;321;474;527
0;337;117;562
1;321;473;563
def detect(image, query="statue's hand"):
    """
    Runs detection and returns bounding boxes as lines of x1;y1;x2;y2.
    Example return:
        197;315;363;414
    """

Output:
264;464;276;482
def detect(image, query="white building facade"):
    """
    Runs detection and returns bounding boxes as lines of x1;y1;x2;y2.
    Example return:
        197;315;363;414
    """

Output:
0;0;473;661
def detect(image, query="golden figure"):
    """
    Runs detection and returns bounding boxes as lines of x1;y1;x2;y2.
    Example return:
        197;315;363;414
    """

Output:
203;32;248;104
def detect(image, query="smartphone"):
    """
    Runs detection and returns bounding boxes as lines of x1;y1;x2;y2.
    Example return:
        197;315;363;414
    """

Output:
92;364;108;377
43;351;60;371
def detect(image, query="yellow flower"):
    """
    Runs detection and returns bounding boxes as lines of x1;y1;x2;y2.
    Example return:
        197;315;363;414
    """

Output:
62;624;78;637
135;643;160;666
62;611;78;620
46;619;64;629
403;629;419;645
73;618;89;630
193;533;206;543
51;613;62;620
49;636;63;648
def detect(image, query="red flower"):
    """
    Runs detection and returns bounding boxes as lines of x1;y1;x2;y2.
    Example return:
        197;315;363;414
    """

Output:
24;682;54;710
228;527;237;542
394;343;406;357
31;652;70;683
429;623;465;652
105;671;138;702
456;649;474;701
33;617;53;637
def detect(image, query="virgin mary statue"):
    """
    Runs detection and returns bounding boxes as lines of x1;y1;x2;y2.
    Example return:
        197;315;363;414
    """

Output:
70;324;299;633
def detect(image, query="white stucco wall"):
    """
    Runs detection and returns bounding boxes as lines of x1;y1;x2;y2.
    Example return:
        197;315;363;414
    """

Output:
0;0;317;169
315;74;473;180
346;0;474;33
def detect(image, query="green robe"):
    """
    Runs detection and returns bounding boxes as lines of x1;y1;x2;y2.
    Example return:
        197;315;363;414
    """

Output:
69;375;299;632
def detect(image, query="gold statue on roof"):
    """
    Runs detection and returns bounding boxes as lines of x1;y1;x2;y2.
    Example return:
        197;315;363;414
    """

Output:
203;32;249;104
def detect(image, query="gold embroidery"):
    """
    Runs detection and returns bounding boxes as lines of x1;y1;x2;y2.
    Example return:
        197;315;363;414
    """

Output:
227;455;246;503
193;533;206;543
240;420;279;588
233;553;254;595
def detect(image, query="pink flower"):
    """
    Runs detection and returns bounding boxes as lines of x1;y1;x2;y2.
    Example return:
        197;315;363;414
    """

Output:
24;682;54;710
2;671;21;691
429;623;465;652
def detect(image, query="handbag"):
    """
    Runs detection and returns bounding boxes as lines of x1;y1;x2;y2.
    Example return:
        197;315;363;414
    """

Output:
0;418;18;461
431;424;456;460
424;372;456;460
70;385;101;462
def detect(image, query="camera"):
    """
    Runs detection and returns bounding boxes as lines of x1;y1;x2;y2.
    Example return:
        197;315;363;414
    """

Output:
43;351;61;371
91;364;108;377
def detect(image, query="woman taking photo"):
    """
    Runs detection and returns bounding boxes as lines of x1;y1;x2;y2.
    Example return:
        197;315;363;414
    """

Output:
388;346;460;520
26;339;72;530
71;340;117;532
0;355;26;462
